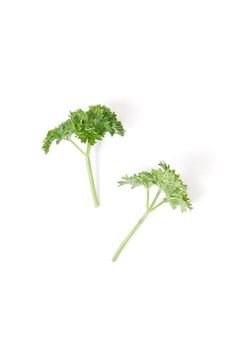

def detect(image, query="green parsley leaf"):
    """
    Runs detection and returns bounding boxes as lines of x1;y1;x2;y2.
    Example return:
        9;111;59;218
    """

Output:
42;105;125;207
112;162;192;261
42;105;125;153
118;161;192;212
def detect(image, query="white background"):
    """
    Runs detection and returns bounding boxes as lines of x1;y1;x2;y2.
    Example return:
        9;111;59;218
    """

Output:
0;1;233;349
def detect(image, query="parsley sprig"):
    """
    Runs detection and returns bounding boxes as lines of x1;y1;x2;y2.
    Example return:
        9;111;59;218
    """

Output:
112;162;192;261
42;105;125;207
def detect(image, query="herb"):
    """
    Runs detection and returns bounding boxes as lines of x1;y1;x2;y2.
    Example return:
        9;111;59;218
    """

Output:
112;162;192;261
42;105;125;207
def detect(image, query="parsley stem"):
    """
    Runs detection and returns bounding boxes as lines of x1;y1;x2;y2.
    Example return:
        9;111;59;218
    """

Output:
150;199;166;212
66;138;86;156
112;210;150;262
112;188;164;261
85;143;99;208
150;189;161;208
146;188;150;209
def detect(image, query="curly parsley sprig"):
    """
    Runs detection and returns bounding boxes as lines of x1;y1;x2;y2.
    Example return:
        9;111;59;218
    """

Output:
112;162;192;261
42;105;125;207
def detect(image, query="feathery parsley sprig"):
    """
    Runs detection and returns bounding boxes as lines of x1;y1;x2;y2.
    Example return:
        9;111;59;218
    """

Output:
112;162;192;261
42;105;125;207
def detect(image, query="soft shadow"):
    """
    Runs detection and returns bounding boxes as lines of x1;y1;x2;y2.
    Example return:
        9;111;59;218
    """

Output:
177;152;214;202
94;141;103;204
106;99;139;127
94;100;136;203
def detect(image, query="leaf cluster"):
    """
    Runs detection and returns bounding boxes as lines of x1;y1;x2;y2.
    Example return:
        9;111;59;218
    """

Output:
118;161;192;212
42;105;125;153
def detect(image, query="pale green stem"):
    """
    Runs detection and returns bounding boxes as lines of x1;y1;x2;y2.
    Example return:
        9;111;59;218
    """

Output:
150;189;161;208
112;210;150;262
151;199;166;212
146;187;150;209
66;138;86;156
85;143;99;208
67;138;99;207
112;188;164;262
